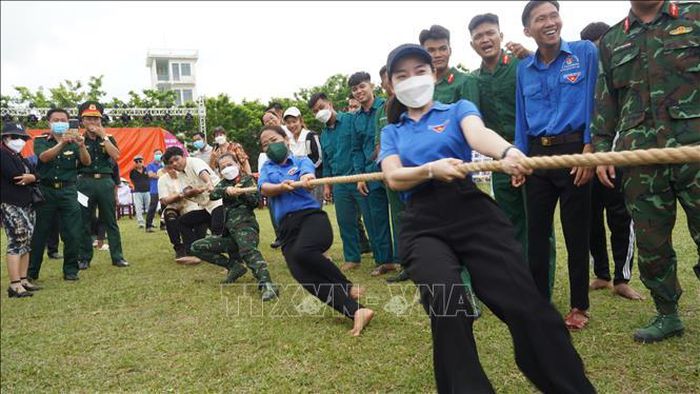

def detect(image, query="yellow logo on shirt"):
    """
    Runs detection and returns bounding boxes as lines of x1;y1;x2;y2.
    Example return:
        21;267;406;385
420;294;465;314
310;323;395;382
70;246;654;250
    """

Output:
430;121;449;133
669;26;693;36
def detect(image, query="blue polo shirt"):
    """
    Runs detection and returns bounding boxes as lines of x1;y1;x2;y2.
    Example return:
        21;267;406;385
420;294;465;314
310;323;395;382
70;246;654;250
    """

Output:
258;155;320;223
378;100;481;201
146;160;163;194
514;39;598;154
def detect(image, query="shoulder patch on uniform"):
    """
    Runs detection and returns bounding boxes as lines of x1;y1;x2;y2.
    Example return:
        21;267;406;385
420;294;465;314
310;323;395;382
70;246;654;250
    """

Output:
613;42;634;52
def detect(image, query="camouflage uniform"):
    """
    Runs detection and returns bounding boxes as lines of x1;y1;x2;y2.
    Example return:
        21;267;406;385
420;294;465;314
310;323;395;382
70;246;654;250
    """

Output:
190;174;277;300
592;1;700;340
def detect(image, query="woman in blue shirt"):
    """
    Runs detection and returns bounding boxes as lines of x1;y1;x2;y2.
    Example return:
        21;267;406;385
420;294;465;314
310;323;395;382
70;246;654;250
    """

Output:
378;44;594;393
258;125;374;336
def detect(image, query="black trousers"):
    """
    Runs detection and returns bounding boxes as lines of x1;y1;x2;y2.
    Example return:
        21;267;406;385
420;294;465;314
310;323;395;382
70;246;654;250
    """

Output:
146;192;160;228
163;208;183;253
47;215;61;255
590;170;634;284
526;141;591;310
178;206;225;253
401;180;594;394
280;209;361;319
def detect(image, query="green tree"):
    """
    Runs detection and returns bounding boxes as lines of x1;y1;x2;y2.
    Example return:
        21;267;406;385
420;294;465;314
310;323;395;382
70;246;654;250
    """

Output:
48;80;85;109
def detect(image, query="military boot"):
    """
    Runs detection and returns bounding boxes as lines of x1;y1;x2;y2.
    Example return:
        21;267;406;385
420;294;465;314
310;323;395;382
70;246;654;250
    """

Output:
260;282;279;302
633;313;684;343
253;268;278;301
222;263;247;284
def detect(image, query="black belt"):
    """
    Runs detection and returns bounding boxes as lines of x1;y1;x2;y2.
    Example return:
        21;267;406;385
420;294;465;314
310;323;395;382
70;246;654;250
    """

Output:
79;173;111;179
529;131;583;147
41;180;75;189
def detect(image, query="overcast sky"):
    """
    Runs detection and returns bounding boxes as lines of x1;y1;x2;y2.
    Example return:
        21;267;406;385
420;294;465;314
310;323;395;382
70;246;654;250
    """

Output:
1;1;632;104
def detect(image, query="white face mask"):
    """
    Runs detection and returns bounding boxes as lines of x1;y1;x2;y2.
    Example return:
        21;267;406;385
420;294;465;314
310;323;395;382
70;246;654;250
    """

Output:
220;165;240;181
315;109;332;124
5;138;26;153
215;135;227;145
394;74;435;108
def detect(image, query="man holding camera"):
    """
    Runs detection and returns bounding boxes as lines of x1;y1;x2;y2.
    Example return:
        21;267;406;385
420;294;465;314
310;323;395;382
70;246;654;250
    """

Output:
76;101;129;269
28;108;91;281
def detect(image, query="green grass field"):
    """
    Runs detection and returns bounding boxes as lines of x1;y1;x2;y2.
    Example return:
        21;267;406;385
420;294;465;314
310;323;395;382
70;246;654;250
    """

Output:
1;202;698;392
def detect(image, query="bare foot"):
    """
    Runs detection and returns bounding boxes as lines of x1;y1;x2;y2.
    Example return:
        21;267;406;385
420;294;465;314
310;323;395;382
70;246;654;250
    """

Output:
349;308;375;336
341;262;360;272
349;285;365;300
589;278;612;290
613;283;644;300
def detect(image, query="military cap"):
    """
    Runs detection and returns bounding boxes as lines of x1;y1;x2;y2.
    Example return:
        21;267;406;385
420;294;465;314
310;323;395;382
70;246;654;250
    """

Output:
78;101;104;118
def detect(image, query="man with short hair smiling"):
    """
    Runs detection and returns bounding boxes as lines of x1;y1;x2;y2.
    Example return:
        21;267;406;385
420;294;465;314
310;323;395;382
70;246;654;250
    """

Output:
469;12;558;293
348;72;395;275
419;24;479;106
514;0;598;330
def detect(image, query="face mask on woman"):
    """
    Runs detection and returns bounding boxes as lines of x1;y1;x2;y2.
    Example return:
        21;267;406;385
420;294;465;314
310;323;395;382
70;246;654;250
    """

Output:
266;142;289;164
315;109;332;124
154;153;162;162
215;135;227;145
220;165;240;181
5;137;26;153
394;74;435;108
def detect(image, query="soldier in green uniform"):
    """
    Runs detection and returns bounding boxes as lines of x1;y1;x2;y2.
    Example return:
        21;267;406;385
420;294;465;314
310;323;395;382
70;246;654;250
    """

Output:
190;153;278;301
418;24;480;106
308;93;369;270
374;66;409;283
349;71;395;276
593;0;699;343
28;108;91;281
467;13;558;295
76;101;129;269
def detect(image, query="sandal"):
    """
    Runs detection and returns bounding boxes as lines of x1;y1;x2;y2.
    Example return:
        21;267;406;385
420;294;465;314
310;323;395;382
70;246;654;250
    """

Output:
20;277;42;291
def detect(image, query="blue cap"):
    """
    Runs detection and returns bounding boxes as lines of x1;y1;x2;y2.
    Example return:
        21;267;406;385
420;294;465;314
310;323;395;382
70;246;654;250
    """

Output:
386;44;433;78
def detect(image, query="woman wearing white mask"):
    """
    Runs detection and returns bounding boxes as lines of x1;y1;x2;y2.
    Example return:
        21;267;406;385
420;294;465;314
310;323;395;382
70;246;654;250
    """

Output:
283;106;324;204
378;44;594;393
1;122;39;297
209;126;252;174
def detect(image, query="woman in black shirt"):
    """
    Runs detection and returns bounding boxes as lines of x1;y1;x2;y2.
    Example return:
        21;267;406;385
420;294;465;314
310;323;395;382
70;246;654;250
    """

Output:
1;123;40;298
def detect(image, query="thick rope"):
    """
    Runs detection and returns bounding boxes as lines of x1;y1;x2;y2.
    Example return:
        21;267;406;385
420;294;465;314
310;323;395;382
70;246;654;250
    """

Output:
236;145;700;193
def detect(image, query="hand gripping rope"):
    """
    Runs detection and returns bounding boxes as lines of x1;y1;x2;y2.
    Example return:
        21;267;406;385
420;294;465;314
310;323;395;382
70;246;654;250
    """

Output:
236;145;700;193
